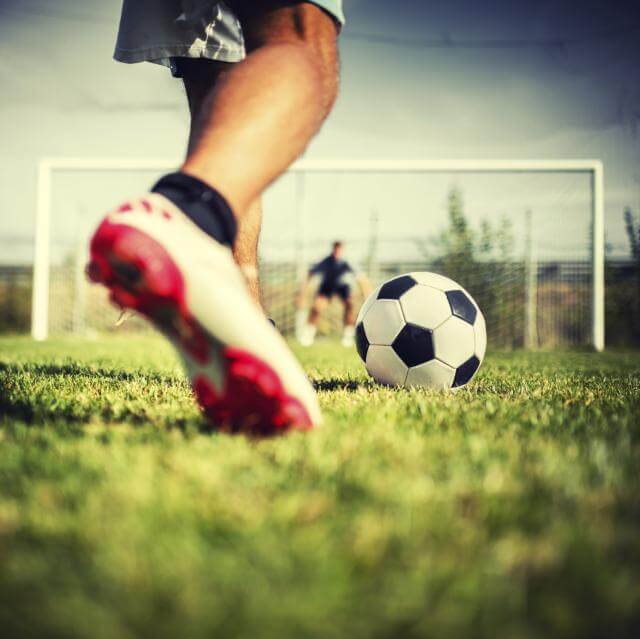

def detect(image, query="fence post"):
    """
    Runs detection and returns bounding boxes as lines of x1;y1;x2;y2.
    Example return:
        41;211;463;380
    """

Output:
72;215;89;336
524;209;538;349
31;160;52;340
591;163;605;351
366;209;379;282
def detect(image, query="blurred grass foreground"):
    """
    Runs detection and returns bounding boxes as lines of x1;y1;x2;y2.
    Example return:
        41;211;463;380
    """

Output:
0;336;639;638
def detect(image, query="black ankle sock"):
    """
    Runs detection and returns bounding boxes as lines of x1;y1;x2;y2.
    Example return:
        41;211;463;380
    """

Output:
152;172;237;247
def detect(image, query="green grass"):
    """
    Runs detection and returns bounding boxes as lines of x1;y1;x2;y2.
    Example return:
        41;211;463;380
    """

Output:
1;335;639;639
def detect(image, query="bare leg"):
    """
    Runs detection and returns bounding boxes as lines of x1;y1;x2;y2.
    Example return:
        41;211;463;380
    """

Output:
90;3;335;431
233;199;262;305
181;3;339;215
341;296;356;346
343;297;355;326
181;61;263;305
299;294;328;346
309;295;329;325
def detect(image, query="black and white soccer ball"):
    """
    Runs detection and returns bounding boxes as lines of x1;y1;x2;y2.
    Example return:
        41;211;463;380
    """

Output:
355;272;486;389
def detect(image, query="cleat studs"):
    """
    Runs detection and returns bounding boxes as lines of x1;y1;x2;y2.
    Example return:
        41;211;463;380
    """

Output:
110;260;142;286
86;261;103;283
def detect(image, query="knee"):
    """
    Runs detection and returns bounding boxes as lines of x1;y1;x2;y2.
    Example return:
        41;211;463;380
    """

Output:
312;296;328;311
243;5;340;115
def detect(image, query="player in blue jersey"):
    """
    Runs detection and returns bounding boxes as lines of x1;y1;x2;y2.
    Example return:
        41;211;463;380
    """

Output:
297;242;371;347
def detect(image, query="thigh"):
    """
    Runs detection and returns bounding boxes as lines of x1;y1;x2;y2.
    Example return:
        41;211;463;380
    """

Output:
312;294;330;311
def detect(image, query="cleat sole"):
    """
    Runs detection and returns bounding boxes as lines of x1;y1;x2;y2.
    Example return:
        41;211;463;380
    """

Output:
88;218;313;435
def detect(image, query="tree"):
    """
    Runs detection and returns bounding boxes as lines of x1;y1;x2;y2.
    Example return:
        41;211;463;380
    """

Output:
624;207;640;261
623;207;640;342
433;186;475;276
605;207;640;345
428;186;521;348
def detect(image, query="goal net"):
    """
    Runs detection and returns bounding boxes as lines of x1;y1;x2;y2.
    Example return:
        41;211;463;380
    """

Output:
33;158;605;350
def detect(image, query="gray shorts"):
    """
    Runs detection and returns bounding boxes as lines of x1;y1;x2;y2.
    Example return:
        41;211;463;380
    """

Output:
114;1;344;70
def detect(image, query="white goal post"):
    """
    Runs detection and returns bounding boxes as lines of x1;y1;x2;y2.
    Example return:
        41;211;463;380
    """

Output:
32;157;605;350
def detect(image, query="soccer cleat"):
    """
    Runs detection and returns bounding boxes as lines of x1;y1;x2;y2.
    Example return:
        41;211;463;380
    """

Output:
87;194;321;435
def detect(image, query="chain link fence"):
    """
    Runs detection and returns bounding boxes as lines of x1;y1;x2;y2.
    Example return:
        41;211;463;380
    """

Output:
2;256;637;348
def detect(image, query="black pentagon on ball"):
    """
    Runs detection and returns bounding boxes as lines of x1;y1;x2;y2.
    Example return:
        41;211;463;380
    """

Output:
392;323;435;367
355;322;369;361
446;290;477;325
377;275;417;300
453;355;480;387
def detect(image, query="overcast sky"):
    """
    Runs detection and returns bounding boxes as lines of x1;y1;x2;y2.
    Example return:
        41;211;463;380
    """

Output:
1;0;639;263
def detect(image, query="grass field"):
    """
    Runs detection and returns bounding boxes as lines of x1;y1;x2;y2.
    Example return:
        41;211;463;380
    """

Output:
1;335;639;638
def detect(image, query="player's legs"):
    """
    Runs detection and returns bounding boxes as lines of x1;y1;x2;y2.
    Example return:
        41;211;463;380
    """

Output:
232;199;262;305
340;290;356;346
181;2;339;215
343;296;355;325
178;2;339;314
181;59;263;305
89;2;339;433
309;294;330;325
299;294;329;346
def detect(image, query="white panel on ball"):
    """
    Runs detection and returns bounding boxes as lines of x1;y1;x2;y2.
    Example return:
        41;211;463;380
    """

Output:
433;316;476;368
406;359;456;389
356;285;382;324
366;345;408;386
362;300;405;345
409;272;459;292
400;285;452;330
474;314;487;360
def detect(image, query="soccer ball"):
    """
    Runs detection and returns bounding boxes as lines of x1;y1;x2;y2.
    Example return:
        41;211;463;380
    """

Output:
355;272;486;389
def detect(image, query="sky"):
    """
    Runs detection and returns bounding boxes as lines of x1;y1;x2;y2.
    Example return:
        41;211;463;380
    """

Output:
0;0;639;265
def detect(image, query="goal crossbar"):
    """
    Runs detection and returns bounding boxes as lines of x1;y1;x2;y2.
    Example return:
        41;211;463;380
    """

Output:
32;157;605;350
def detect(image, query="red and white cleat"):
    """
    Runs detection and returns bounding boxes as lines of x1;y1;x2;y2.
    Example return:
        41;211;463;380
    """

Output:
87;194;321;436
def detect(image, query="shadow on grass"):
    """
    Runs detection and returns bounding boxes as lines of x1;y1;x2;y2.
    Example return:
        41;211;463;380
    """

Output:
0;394;202;431
1;364;372;430
314;378;370;392
0;361;176;384
0;362;196;429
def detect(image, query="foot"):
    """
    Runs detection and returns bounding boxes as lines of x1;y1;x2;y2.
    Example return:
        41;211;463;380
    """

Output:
87;194;321;435
341;325;355;348
298;324;316;347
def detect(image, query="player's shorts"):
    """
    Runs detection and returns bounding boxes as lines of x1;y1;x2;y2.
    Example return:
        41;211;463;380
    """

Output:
318;282;352;301
114;1;344;73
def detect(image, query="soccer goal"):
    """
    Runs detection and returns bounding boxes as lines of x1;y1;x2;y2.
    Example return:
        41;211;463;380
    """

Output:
31;157;605;351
